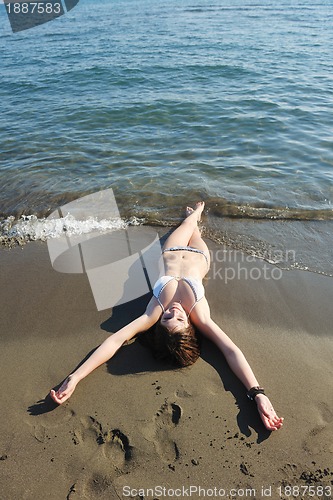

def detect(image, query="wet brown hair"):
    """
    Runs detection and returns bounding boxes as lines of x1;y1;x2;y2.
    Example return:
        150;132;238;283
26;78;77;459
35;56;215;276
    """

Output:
152;321;201;367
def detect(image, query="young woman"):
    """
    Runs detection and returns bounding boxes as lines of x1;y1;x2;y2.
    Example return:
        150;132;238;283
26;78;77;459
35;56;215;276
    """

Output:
50;202;283;431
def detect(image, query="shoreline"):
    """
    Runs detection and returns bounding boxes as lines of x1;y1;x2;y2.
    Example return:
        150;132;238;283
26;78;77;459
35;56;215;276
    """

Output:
1;214;333;279
0;232;332;499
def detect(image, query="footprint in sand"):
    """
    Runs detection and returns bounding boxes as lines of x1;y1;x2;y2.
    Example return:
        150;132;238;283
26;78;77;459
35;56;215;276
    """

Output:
302;403;333;455
66;416;134;499
26;406;75;443
143;400;182;463
66;473;118;500
74;416;133;467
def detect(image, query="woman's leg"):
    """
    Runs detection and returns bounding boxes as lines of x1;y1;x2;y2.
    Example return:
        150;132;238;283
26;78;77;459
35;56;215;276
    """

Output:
162;202;205;250
188;225;211;268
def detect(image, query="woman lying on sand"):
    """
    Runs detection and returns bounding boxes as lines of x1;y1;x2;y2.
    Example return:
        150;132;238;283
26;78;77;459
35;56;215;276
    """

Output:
50;202;283;431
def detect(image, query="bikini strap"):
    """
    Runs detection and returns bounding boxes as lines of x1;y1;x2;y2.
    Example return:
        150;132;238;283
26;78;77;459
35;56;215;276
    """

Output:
187;298;202;318
157;297;165;313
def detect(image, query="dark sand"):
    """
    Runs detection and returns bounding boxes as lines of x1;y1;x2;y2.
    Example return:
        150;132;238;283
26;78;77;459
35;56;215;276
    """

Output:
0;230;332;500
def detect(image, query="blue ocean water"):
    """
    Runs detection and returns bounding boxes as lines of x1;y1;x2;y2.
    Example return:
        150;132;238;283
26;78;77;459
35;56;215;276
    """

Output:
0;0;333;273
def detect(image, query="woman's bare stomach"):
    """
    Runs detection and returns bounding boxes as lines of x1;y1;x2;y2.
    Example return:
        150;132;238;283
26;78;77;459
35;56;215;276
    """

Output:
161;249;209;280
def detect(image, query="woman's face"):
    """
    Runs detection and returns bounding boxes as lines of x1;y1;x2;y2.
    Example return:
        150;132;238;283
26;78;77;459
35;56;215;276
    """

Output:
160;302;188;331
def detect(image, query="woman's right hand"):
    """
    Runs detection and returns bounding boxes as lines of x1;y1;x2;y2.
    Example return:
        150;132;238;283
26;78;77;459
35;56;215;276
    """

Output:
255;393;284;431
50;374;78;404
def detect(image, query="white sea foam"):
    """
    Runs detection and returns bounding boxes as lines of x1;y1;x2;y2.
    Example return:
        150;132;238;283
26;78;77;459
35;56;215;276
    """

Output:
0;214;145;243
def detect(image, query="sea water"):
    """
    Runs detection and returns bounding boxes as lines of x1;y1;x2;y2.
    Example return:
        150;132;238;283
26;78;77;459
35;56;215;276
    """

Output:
0;0;332;275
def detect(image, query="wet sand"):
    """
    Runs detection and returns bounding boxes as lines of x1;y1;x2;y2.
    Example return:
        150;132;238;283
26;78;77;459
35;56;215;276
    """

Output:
0;231;332;500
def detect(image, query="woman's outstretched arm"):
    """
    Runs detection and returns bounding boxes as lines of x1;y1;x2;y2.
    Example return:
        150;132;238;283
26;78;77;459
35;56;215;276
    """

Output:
50;299;160;404
192;300;284;431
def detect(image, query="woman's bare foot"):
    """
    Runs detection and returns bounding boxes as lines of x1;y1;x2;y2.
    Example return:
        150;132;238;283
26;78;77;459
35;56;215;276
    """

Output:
255;394;284;431
186;206;194;217
186;201;205;221
50;375;78;405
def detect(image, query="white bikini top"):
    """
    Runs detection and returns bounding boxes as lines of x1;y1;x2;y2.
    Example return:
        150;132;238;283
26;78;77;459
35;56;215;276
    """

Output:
153;275;205;317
